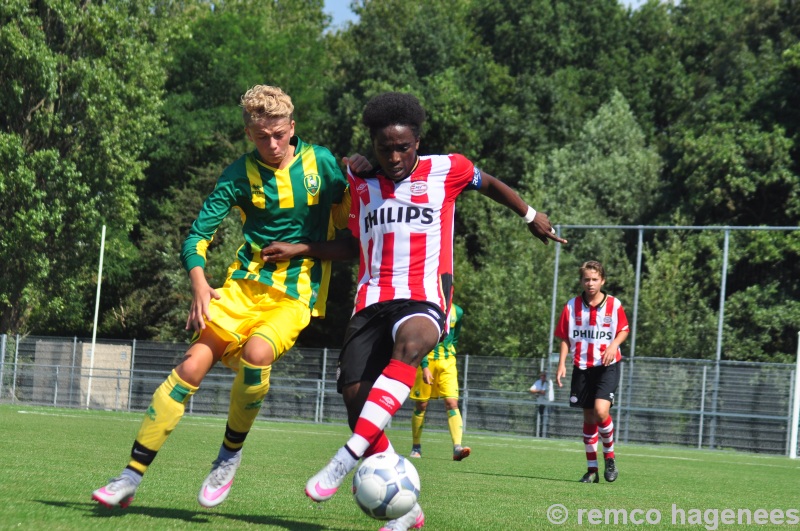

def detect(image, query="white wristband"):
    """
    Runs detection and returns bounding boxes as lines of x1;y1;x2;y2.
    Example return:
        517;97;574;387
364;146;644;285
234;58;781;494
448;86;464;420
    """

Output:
523;206;537;223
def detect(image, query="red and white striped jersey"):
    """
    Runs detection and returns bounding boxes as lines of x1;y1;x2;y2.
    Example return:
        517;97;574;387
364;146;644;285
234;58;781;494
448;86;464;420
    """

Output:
555;295;630;369
347;153;479;316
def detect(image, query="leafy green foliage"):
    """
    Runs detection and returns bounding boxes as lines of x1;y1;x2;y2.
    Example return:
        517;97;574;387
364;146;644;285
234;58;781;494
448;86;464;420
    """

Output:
537;90;662;226
0;0;166;334
635;229;721;360
2;0;798;363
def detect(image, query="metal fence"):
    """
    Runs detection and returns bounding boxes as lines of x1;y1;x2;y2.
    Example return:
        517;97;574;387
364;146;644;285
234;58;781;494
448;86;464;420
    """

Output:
546;225;800;363
1;335;798;456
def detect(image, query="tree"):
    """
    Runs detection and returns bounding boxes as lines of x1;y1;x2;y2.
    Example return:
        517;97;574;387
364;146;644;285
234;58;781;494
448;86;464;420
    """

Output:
320;0;513;161
538;90;662;226
652;0;800;226
0;0;166;334
454;91;659;358
639;0;800;362
473;0;636;151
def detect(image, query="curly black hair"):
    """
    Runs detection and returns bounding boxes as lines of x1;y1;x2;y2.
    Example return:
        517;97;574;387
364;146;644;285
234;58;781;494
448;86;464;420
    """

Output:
362;92;427;139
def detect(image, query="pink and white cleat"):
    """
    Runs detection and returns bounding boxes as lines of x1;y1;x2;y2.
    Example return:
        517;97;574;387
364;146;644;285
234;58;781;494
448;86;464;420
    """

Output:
198;453;241;508
92;475;138;509
305;455;352;502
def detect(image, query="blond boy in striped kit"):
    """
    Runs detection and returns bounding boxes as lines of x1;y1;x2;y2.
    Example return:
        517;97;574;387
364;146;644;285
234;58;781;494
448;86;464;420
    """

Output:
92;85;350;509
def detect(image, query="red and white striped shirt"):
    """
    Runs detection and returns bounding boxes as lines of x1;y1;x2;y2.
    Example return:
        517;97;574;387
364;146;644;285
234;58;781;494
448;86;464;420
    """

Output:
555;295;630;369
347;154;478;315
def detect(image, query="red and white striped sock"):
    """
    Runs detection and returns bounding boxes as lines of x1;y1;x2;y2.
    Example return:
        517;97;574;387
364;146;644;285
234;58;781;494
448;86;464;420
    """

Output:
364;433;395;458
346;359;416;458
583;422;599;472
598;415;615;459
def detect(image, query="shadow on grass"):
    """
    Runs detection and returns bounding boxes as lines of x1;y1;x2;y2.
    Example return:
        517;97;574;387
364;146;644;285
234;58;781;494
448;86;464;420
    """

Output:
36;500;341;530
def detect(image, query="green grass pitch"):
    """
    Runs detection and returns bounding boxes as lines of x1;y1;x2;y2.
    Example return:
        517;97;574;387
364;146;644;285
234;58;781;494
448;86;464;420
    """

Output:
2;404;798;530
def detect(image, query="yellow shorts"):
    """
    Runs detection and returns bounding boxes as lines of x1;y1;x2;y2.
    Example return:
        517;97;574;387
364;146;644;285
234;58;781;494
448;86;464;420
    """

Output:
194;278;311;371
410;356;459;401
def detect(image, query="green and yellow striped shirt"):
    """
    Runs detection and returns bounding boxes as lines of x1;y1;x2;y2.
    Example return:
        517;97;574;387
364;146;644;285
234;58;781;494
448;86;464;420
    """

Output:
181;137;349;317
421;303;463;369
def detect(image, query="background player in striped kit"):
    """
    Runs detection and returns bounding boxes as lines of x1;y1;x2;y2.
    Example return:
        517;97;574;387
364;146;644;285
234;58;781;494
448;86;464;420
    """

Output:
409;302;471;461
555;260;629;484
263;91;566;531
92;85;356;510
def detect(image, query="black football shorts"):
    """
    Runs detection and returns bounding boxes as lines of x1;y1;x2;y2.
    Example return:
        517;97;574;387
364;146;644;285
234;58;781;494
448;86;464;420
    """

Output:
336;300;446;393
569;363;621;409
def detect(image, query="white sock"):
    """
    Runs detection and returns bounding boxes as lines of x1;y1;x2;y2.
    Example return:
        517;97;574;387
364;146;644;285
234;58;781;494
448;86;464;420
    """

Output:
121;468;142;487
335;445;358;472
218;445;241;462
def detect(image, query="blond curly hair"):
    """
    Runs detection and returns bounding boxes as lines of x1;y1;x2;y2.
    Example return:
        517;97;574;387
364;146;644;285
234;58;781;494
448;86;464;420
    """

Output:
241;85;294;124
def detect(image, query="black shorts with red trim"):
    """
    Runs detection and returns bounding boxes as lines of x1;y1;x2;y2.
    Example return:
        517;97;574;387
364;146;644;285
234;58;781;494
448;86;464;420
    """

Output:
569;363;621;409
336;300;446;393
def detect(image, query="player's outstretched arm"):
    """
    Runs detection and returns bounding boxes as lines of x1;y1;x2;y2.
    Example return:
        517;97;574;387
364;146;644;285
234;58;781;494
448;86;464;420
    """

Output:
261;237;359;263
478;172;568;245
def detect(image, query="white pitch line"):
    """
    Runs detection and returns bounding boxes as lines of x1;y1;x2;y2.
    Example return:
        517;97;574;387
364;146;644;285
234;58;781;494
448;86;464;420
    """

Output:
14;409;349;438
13;410;800;470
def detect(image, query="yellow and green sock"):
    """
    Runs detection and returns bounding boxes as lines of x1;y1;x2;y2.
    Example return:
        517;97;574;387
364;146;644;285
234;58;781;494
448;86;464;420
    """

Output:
223;359;271;451
127;369;198;475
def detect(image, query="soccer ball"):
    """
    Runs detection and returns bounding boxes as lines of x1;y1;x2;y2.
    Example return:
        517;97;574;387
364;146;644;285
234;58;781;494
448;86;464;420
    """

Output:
352;452;421;520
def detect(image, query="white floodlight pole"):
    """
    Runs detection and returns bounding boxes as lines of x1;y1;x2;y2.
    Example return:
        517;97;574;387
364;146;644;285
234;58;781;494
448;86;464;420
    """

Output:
790;332;800;459
85;225;106;408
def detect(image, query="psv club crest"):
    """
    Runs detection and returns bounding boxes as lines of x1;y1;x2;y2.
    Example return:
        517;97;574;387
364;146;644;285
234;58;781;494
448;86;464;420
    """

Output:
304;173;321;196
409;182;428;196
